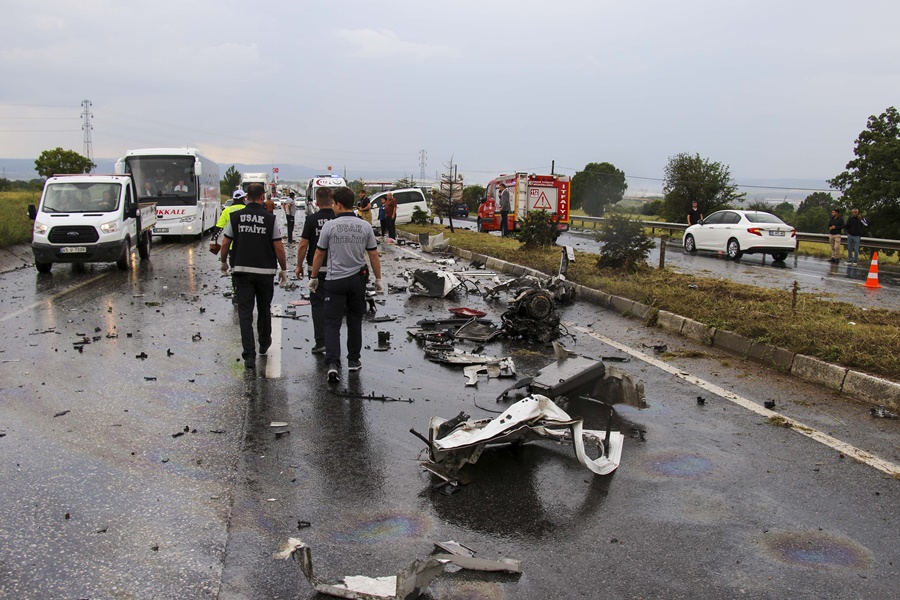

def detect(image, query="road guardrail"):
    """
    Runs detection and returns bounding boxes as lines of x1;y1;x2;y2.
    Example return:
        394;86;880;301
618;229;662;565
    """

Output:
567;216;900;253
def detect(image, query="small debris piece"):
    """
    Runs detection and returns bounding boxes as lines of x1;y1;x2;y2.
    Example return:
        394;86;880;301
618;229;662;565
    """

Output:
171;431;185;438
54;410;70;418
697;396;706;405
642;343;668;354
297;520;312;529
167;348;174;357
870;407;898;419
144;376;157;381
151;544;159;552
764;400;776;409
136;352;148;360
192;333;202;342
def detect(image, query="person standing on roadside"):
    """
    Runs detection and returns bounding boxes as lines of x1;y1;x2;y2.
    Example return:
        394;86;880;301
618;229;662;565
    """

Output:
265;194;276;213
284;192;297;244
309;187;383;383
357;190;372;225
295;187;336;355
827;208;845;263
687;200;703;225
218;183;288;369
843;207;868;266
498;183;511;237
382;192;397;240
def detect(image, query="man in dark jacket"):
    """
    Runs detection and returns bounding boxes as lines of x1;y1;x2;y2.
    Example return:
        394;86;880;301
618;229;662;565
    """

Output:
295;187;335;354
843;207;868;266
827;208;844;263
219;183;288;368
498;183;511;237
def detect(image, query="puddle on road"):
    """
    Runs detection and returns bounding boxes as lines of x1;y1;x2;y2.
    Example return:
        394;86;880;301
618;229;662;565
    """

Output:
761;529;872;570
644;452;715;478
332;513;432;544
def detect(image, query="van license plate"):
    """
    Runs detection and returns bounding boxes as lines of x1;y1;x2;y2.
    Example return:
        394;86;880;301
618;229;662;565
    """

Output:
153;228;169;233
61;246;87;254
768;231;785;236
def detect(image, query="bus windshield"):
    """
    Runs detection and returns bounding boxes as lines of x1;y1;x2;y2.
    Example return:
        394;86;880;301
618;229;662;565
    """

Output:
125;156;196;206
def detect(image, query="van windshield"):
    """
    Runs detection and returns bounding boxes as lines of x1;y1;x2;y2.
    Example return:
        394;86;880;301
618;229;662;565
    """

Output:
125;156;196;206
42;182;121;213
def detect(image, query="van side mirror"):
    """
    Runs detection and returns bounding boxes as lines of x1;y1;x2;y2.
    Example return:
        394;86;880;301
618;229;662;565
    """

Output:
127;205;138;219
27;205;37;220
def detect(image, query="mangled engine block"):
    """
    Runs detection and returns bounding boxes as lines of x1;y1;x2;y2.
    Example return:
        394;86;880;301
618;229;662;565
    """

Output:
501;288;560;342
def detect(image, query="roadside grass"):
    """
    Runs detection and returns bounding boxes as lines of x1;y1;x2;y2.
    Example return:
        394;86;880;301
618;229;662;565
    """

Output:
0;191;39;248
401;223;900;380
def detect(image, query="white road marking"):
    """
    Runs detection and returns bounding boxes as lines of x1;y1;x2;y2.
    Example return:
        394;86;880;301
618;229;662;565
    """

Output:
1;273;109;323
571;324;900;477
266;304;283;379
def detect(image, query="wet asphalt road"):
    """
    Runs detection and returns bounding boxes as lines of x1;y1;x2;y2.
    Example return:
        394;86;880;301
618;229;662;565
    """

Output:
0;218;898;599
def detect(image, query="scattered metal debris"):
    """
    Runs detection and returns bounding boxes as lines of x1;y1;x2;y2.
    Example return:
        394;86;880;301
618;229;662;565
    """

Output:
417;394;625;483
53;410;70;418
463;358;516;386
870;407;898;419
697;396;706;405
419;232;450;253
448;307;487;318
329;390;415;403
406;269;463;298
642;343;668;354
135;352;148;360
764;400;776;409
275;538;520;600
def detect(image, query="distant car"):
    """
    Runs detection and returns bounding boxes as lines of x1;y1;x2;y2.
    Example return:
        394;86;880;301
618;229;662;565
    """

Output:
683;210;796;261
451;203;469;218
295;198;306;210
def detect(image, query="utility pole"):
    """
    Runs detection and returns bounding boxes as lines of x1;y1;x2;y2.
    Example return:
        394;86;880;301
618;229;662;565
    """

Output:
418;149;427;186
81;99;93;170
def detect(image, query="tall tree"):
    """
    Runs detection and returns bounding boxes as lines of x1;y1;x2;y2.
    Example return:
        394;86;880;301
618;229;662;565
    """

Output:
571;162;627;216
462;184;485;211
828;106;900;238
661;153;744;222
221;165;241;196
796;191;835;214
34;147;95;178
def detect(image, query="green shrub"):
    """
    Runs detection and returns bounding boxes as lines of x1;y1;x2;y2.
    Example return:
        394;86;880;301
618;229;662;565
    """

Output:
515;210;559;249
595;214;655;272
409;205;431;225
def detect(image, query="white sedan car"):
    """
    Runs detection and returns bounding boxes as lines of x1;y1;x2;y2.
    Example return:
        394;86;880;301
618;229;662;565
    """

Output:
683;210;796;261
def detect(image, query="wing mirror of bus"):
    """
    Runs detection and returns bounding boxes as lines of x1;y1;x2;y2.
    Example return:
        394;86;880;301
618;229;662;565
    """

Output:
27;204;37;220
194;161;202;177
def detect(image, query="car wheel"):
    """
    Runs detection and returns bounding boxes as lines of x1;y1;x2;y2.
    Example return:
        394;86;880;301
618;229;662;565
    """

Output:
684;234;696;253
35;261;52;273
116;240;132;271
771;252;787;262
726;238;742;260
138;231;151;259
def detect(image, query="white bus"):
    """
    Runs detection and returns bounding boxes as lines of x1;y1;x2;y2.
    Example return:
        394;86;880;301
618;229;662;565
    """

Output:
115;148;221;239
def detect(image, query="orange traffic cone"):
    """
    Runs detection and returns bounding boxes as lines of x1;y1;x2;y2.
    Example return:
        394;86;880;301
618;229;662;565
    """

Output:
863;252;882;289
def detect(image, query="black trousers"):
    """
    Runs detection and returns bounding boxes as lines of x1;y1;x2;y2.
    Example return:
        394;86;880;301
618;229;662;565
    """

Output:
234;273;274;361
500;210;510;236
323;274;367;367
285;214;295;243
310;272;327;347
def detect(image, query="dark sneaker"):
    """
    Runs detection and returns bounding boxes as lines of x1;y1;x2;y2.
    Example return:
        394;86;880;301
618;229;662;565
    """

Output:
348;360;362;372
259;341;271;356
327;365;339;383
311;345;326;355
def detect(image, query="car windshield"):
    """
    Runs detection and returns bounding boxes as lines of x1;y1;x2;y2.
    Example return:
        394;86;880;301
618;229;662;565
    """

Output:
745;212;784;224
42;182;121;213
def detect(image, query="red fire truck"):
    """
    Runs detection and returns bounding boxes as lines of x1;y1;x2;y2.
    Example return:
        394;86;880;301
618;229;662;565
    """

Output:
477;172;571;233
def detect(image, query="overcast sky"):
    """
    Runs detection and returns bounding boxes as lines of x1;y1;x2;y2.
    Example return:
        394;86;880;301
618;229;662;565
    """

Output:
2;0;898;188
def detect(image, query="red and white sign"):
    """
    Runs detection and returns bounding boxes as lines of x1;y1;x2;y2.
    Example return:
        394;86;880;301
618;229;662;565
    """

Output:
531;190;553;210
272;167;279;173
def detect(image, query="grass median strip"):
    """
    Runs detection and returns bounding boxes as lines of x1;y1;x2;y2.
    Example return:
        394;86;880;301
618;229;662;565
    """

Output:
402;224;900;380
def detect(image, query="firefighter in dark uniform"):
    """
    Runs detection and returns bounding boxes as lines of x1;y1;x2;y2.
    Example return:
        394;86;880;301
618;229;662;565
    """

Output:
218;183;288;368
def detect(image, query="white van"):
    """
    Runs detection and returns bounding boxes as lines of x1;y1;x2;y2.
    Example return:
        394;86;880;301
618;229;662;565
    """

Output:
370;188;429;232
305;175;348;215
